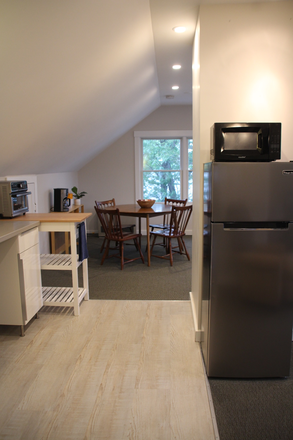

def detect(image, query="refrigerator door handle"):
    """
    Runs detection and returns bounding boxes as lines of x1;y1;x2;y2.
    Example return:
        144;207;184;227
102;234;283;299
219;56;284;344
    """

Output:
223;222;289;230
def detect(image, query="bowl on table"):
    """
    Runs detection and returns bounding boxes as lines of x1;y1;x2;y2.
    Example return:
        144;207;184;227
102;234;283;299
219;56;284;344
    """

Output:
137;199;156;209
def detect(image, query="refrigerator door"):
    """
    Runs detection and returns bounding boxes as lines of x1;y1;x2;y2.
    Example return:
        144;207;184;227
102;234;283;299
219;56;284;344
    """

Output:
203;222;293;378
204;162;293;222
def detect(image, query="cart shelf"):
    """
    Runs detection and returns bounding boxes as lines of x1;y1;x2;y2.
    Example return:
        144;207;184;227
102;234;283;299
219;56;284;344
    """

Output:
41;254;82;270
42;286;87;307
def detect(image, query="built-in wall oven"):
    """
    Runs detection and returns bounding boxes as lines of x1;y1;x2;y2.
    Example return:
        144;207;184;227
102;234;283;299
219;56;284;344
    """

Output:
0;181;31;218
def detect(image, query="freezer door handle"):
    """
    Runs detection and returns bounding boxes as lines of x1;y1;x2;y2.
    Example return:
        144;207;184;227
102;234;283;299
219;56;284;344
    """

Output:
223;222;289;230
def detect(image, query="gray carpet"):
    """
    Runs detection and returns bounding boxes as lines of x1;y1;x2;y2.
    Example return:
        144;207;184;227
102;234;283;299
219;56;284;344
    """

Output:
209;344;293;440
41;234;192;300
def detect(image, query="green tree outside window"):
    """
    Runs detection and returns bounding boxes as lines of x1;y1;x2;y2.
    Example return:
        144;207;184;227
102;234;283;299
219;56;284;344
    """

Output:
143;139;181;202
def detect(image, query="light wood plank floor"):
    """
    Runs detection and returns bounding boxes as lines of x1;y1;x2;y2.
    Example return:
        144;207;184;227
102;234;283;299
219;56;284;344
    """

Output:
0;300;215;440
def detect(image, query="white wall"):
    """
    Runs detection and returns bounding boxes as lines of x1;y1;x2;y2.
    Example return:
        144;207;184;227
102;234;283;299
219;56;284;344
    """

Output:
78;105;192;233
191;1;293;338
37;172;78;214
200;1;293;161
191;16;202;340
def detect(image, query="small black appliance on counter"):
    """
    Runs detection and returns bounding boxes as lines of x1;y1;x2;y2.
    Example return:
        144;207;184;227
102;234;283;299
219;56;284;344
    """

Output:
54;188;70;212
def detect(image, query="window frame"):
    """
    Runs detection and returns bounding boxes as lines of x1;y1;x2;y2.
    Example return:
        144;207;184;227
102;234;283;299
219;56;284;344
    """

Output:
134;130;193;203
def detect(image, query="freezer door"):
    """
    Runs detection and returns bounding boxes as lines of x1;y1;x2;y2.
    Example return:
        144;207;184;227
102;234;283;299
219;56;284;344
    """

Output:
205;162;293;222
206;222;293;378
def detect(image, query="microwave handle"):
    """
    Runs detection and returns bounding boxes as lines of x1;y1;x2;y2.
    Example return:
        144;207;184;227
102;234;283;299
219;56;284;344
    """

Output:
13;191;31;197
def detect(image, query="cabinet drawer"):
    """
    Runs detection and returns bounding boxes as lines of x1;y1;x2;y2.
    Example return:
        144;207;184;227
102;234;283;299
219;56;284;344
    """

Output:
18;227;39;253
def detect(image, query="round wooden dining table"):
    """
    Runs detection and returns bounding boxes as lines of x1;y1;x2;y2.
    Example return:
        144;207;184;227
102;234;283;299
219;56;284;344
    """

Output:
113;203;173;266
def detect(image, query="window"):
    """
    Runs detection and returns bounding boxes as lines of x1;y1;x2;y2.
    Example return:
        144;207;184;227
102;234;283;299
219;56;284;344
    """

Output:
143;139;181;201
188;138;193;201
135;131;193;203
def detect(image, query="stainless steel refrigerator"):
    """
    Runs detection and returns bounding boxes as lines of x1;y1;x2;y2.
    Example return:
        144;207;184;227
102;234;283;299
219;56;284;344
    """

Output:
201;161;293;378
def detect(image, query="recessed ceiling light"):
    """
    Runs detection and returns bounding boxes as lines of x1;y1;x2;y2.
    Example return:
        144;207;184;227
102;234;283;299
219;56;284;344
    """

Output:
173;26;186;33
172;85;179;90
172;64;182;70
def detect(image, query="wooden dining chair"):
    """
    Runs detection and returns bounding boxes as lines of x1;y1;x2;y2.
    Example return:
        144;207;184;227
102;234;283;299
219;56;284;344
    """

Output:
95;206;144;270
148;197;187;250
95;198;135;252
149;197;187;232
150;204;192;266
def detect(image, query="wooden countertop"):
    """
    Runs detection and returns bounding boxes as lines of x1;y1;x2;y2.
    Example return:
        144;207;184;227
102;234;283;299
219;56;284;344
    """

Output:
8;212;92;223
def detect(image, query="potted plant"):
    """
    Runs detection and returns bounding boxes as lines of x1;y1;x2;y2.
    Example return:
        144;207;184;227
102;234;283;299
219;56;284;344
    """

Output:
71;186;87;205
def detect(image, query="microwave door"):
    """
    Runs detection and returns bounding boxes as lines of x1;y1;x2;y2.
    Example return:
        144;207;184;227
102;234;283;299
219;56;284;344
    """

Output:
11;192;30;215
212;122;281;162
206;222;293;377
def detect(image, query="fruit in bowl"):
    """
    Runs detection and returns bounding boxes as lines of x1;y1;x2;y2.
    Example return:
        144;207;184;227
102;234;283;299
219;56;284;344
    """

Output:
137;199;156;208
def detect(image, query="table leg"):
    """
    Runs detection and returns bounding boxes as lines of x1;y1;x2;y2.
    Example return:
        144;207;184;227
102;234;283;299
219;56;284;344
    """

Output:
146;214;150;266
138;217;142;248
50;232;56;254
65;232;70;254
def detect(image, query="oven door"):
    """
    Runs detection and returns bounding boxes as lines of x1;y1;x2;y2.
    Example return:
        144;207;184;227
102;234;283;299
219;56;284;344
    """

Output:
11;192;31;217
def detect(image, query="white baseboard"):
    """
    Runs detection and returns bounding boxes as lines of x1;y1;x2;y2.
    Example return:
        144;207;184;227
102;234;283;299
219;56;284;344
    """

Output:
87;229;100;235
88;229;193;236
189;292;204;342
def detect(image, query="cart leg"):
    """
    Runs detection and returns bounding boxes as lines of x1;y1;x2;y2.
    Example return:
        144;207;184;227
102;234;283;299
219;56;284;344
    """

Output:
70;223;80;316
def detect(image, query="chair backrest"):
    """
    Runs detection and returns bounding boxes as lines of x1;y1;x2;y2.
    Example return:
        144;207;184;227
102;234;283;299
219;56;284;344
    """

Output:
95;198;116;209
165;197;187;207
95;207;123;240
169;205;193;236
95;200;116;234
161;198;187;224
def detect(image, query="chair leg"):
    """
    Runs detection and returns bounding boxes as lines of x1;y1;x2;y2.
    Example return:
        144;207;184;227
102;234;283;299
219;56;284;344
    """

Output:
169;238;173;266
101;240;110;265
177;237;183;253
166;237;170;253
134;238;145;264
180;237;190;260
100;237;106;253
133;238;138;251
120;242;124;270
150;235;157;255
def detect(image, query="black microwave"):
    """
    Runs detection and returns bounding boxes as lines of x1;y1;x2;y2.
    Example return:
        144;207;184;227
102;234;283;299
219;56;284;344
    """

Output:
211;122;281;162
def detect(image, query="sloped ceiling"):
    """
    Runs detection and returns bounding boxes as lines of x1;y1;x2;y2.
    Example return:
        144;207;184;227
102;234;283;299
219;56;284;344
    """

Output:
1;0;162;176
0;0;278;176
150;0;197;105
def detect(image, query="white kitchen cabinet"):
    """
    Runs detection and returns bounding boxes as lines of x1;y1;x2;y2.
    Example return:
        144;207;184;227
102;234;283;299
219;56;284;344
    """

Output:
0;226;42;335
18;228;43;326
